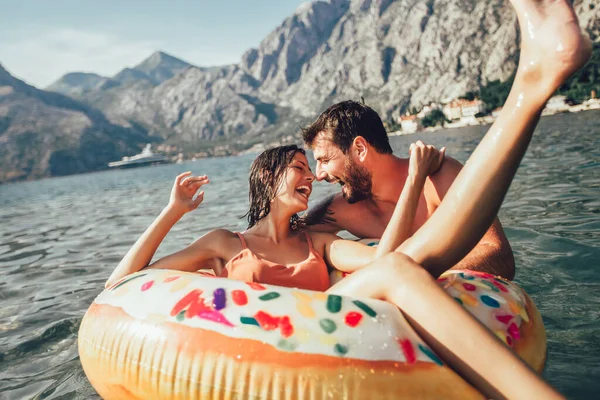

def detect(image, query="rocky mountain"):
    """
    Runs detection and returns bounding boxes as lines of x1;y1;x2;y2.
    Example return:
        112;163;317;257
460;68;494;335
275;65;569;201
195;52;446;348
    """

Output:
246;0;598;118
6;0;599;183
126;51;193;85
49;0;599;146
46;72;120;97
82;64;293;144
0;63;153;183
47;51;193;96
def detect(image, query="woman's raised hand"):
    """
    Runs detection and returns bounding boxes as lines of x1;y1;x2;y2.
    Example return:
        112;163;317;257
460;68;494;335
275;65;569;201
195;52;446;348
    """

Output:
408;141;446;179
168;172;210;215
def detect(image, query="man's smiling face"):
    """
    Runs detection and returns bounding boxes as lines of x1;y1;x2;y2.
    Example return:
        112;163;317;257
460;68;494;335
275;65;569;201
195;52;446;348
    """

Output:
312;135;372;204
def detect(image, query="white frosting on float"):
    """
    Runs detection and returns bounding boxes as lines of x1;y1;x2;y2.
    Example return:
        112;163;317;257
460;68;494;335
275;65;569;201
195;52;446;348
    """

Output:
96;267;529;365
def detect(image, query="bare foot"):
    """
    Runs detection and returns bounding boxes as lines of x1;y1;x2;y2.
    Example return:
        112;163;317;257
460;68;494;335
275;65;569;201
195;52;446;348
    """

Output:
510;0;592;97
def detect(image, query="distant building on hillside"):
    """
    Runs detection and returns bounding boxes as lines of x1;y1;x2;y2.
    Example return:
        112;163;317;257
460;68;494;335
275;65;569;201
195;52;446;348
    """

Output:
443;101;463;121
417;103;442;119
443;99;486;120
460;99;485;117
399;114;421;134
568;96;600;112
543;95;570;115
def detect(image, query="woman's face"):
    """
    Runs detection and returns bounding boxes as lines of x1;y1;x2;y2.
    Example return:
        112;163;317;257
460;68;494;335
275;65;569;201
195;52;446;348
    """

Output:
274;152;315;212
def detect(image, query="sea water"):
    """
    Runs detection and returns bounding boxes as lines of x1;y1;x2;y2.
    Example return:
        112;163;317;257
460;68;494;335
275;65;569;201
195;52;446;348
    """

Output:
0;110;599;399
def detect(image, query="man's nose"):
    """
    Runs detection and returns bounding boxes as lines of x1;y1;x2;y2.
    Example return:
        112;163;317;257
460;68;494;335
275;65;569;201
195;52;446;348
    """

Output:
315;163;327;181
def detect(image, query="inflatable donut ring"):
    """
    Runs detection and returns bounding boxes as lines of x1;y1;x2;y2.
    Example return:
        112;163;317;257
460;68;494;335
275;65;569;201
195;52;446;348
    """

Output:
78;268;546;399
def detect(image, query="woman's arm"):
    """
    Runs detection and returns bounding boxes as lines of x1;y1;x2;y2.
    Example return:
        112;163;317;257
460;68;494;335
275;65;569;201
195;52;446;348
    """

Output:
376;142;445;257
105;172;214;288
141;228;231;272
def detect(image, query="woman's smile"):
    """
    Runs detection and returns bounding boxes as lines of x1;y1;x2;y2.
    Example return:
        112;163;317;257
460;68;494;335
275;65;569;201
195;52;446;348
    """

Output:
295;184;312;201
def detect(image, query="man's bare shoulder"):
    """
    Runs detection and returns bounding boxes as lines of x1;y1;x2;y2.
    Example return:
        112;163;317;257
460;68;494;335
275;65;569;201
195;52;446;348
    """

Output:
425;156;464;204
303;193;342;231
303;193;359;233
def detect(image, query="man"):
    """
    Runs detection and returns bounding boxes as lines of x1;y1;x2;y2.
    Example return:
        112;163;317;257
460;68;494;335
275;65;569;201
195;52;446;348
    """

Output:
302;100;515;279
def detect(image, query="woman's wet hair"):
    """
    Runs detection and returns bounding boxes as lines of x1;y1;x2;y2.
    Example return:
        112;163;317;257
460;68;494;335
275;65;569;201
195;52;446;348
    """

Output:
244;145;306;229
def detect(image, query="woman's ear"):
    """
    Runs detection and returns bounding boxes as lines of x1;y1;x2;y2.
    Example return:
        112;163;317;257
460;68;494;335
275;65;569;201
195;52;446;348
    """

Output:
352;136;368;162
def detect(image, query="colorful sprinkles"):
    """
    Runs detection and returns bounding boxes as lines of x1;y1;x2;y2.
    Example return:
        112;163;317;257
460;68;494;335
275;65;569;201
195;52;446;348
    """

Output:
398;338;416;364
164;275;180;283
352;300;377;318
480;295;500;308
259;292;280;301
100;268;531;367
319;318;337;334
334;343;348;355
109;273;147;291
440;270;529;349
240;316;259;327
462;283;476;292
246;282;266;291
326;295;342;313
232;290;248;306
213;288;226;310
344;312;363;327
418;344;444;366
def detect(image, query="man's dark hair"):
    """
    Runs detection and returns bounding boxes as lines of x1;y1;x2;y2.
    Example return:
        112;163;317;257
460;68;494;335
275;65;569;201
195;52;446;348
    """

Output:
302;100;392;154
244;145;305;229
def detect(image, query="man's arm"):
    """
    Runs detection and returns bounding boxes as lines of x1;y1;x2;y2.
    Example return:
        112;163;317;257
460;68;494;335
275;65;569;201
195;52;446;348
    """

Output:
429;157;515;280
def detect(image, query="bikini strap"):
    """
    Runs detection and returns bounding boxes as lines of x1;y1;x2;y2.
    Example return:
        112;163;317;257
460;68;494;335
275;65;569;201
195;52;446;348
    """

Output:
235;232;248;249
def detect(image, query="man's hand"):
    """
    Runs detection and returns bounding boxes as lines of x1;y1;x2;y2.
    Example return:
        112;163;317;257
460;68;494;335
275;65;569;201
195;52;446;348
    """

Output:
408;140;446;179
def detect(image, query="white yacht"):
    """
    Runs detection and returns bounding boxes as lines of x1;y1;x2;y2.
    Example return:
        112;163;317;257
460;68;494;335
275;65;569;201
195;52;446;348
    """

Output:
108;144;170;168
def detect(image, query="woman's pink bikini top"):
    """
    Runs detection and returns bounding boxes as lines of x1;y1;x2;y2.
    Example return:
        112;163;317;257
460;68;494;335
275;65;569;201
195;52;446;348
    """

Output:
219;232;330;292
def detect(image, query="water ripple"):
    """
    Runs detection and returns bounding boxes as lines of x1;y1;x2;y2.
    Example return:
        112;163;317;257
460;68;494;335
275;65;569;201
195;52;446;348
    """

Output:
0;111;598;399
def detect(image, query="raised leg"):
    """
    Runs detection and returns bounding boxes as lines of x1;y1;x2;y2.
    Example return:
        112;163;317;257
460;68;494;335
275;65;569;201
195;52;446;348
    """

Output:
399;0;592;276
328;252;563;399
330;1;591;397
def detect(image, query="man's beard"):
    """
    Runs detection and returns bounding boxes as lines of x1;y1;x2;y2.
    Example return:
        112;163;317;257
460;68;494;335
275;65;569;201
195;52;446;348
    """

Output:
341;158;372;204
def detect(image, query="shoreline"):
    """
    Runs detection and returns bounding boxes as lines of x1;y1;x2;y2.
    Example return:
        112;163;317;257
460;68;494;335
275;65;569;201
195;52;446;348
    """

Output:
2;108;599;185
388;104;600;137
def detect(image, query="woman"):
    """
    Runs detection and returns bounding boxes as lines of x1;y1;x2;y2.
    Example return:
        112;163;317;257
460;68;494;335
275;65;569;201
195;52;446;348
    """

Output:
106;0;591;397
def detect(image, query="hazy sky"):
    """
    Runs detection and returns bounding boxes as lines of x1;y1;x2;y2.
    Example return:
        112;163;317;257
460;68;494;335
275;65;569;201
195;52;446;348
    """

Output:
0;0;306;88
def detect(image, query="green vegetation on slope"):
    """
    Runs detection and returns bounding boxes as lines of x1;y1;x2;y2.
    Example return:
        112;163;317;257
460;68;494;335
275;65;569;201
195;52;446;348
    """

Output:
422;109;448;127
557;42;600;103
465;42;600;111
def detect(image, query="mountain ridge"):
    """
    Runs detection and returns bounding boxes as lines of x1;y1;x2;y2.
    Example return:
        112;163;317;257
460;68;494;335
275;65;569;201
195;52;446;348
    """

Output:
0;63;154;183
47;50;197;96
4;0;600;183
48;0;598;140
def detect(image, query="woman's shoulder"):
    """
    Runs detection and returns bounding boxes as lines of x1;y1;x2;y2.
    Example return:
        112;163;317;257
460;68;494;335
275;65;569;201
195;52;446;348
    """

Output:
201;228;239;243
193;229;244;260
192;228;239;248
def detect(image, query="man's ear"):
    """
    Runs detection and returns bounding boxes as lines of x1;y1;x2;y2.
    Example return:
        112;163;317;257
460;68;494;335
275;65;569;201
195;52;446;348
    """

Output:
352;136;368;162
